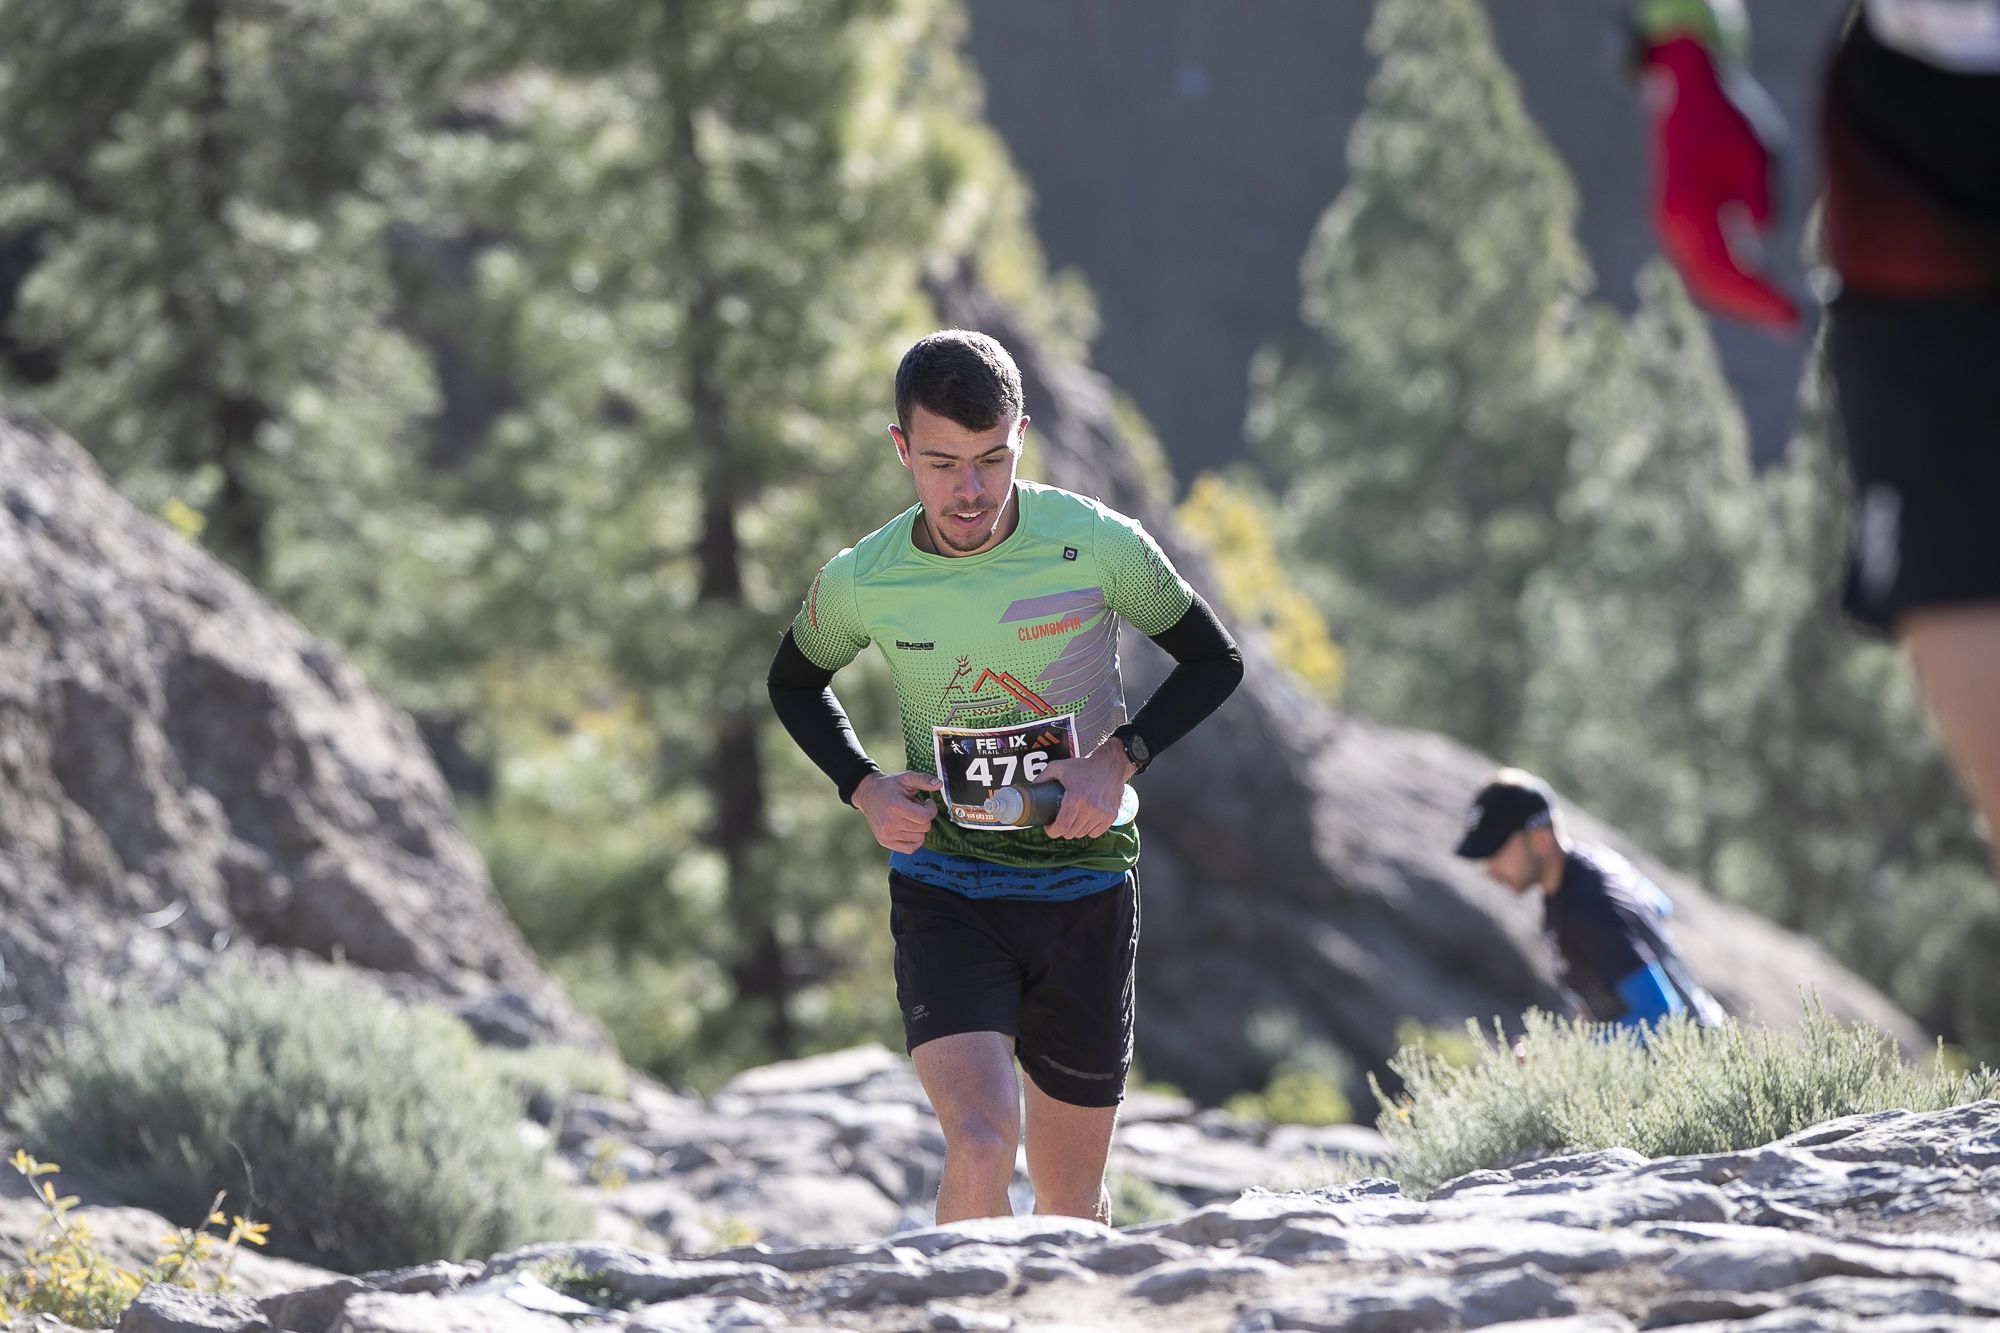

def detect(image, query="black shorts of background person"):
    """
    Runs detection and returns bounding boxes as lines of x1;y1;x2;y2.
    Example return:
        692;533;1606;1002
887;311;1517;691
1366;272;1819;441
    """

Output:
1818;13;2000;877
1823;16;2000;632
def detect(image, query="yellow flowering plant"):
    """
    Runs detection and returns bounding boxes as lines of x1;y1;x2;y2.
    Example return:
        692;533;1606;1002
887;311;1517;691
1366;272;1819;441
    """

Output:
0;1150;269;1329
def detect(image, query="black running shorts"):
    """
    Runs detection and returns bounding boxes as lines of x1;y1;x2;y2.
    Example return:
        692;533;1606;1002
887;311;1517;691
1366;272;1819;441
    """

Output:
1829;291;2000;633
888;871;1137;1108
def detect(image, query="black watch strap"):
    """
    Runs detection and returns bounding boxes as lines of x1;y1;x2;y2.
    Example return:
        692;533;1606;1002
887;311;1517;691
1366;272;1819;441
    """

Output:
1114;724;1151;776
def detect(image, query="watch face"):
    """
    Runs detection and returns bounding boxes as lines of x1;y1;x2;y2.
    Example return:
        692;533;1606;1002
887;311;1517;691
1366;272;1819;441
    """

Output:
1125;732;1150;769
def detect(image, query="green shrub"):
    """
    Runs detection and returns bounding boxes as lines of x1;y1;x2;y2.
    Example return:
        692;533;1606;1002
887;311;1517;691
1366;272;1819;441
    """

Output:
1391;1017;1480;1070
490;1043;631;1111
9;960;589;1273
1106;1169;1180;1226
1225;1063;1354;1127
1372;1000;1998;1198
529;1259;642;1313
545;945;732;1092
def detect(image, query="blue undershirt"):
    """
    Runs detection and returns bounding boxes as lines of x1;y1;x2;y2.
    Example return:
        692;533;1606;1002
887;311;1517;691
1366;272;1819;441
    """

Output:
889;847;1127;901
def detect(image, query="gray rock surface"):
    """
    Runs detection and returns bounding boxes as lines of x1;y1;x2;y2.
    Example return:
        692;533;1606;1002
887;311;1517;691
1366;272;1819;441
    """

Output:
0;1041;1388;1330
930;277;1925;1106
0;407;603;1096
560;1044;1390;1252
118;1284;267;1333
98;1098;2000;1333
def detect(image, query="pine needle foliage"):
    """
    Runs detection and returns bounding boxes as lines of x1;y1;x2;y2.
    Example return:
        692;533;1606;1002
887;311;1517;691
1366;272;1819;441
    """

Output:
9;960;587;1274
0;0;479;585
412;0;1091;1081
1249;0;1605;755
1517;263;1763;889
1374;1001;1998;1198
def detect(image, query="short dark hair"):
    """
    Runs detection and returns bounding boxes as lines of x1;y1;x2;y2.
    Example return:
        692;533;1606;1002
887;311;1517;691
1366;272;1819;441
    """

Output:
894;329;1024;436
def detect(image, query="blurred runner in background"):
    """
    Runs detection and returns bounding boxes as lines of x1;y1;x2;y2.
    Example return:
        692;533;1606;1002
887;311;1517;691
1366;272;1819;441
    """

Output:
1632;0;2000;881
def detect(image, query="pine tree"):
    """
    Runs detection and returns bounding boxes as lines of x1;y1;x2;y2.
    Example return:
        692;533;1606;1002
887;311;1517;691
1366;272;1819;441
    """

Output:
1248;0;1606;755
0;0;484;585
1516;263;1763;885
422;0;1076;1077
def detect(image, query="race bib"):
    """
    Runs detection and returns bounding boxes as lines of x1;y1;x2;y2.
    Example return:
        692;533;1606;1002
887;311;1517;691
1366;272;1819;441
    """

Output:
932;716;1078;829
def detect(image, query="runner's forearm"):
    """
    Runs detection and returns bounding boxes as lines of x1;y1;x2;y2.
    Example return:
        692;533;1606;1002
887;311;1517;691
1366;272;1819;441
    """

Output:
767;630;882;804
1120;593;1243;760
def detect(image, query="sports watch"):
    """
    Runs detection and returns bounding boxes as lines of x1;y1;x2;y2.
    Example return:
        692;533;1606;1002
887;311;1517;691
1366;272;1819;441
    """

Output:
1113;725;1151;777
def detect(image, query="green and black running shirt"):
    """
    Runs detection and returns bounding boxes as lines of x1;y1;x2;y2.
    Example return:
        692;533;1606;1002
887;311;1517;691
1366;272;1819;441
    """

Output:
789;481;1194;874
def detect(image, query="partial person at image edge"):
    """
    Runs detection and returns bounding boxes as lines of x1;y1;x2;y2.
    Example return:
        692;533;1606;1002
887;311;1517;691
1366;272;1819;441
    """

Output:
1631;0;2000;886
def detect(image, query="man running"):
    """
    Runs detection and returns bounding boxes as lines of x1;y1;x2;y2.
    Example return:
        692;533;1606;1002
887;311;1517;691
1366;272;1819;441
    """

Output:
1455;769;1725;1034
1632;0;2000;880
766;329;1242;1224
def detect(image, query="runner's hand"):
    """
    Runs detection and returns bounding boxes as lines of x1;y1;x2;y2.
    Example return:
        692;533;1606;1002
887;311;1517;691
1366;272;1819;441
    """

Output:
852;771;943;854
1040;743;1136;842
1638;36;1799;329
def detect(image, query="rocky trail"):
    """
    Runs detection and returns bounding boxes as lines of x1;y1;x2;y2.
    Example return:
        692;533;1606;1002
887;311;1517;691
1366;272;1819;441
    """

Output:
11;1049;1999;1332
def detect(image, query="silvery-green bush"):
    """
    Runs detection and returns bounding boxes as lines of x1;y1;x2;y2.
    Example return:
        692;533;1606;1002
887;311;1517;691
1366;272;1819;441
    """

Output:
1375;1000;1998;1197
10;959;588;1272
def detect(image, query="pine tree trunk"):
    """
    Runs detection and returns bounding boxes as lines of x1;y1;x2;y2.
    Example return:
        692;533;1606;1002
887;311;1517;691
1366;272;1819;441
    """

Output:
183;0;269;582
661;0;794;1058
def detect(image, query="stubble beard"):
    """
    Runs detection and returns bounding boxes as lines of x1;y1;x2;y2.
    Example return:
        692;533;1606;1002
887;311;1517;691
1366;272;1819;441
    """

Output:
931;504;998;553
945;521;993;552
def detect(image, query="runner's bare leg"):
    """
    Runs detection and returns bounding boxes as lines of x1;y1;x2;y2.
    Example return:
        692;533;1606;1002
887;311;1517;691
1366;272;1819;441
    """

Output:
912;1031;1021;1223
1021;1073;1118;1223
1904;605;2000;883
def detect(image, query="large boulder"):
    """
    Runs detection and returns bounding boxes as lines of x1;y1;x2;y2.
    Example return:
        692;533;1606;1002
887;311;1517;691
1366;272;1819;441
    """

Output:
0;406;604;1094
931;277;1923;1104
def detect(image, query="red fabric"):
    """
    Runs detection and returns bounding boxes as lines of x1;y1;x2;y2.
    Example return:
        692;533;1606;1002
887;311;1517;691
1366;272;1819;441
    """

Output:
1640;37;1801;329
1822;94;2000;297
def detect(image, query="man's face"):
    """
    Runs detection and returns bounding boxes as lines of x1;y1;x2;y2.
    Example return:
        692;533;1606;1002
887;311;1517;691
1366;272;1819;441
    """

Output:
891;404;1024;557
1482;829;1541;895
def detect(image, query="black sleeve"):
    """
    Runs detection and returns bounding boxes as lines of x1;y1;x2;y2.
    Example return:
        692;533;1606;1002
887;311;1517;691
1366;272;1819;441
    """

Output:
767;630;881;805
1116;592;1244;763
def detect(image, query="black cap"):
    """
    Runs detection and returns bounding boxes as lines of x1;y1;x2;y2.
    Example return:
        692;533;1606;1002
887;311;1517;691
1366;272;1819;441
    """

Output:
1453;770;1555;858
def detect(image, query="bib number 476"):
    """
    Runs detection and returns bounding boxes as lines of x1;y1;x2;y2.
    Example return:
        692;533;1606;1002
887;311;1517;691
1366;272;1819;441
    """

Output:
961;750;1051;789
932;715;1078;830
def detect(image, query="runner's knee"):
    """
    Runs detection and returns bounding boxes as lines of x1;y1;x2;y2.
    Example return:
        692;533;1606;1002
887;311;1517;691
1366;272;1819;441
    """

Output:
942;1111;1018;1174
